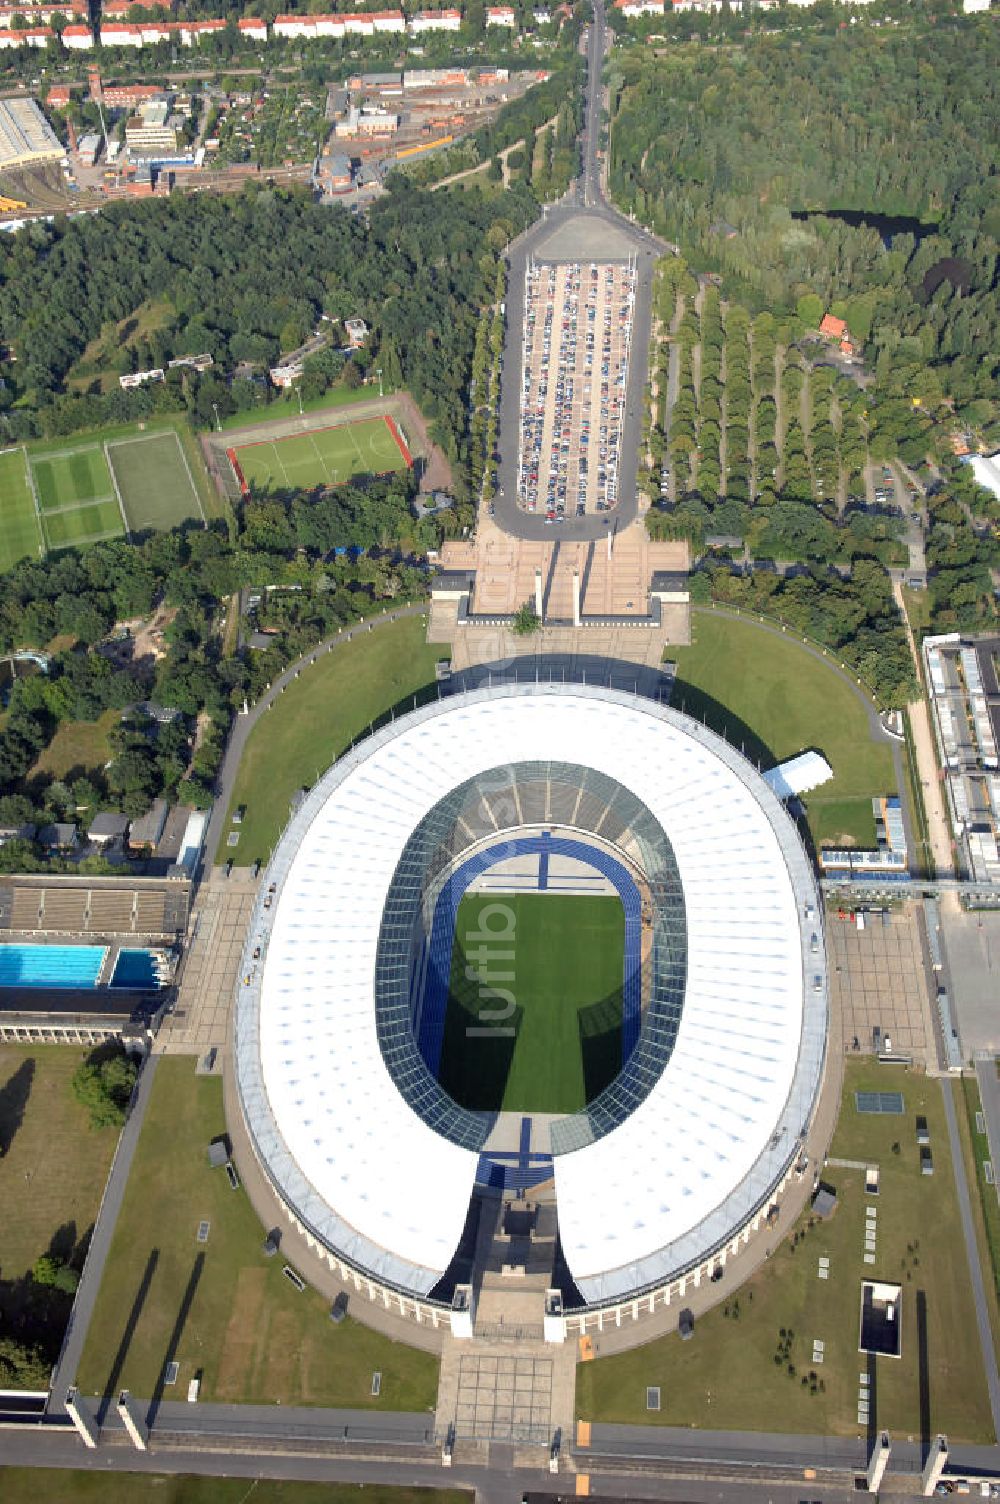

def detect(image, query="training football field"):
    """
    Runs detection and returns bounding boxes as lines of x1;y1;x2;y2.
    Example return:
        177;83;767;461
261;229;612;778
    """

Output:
0;448;43;570
233;416;409;494
107;431;205;533
28;439;124;551
438;893;625;1115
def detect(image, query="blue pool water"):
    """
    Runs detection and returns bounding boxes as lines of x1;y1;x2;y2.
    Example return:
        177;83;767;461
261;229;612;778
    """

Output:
110;949;161;989
0;943;106;989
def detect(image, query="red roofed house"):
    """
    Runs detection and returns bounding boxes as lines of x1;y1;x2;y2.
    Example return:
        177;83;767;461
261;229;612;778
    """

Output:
819;313;847;340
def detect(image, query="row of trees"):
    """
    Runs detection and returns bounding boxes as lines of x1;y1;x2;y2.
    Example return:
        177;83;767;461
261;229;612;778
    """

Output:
608;20;1000;434
647;262;906;567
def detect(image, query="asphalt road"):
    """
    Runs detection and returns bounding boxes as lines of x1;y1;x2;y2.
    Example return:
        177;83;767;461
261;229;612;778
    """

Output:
0;1428;871;1504
492;0;671;545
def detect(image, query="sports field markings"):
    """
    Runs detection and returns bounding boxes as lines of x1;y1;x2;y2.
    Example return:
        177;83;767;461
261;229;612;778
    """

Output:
305;431;332;487
104;440;130;538
172;433;207;523
39;494;116;516
21;444;45;556
0;445;45;566
106;430;207;528
271;440;292;490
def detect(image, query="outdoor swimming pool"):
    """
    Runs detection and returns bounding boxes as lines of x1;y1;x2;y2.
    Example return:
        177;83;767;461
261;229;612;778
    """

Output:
0;943;107;989
110;949;162;989
0;943;166;990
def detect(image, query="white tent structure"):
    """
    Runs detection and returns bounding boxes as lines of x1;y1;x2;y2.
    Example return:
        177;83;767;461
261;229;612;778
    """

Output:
235;685;827;1305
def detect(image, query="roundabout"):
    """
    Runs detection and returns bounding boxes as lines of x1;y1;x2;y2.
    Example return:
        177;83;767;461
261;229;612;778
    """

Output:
233;682;829;1317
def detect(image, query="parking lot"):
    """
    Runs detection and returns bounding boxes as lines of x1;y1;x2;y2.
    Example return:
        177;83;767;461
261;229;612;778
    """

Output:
517;257;636;520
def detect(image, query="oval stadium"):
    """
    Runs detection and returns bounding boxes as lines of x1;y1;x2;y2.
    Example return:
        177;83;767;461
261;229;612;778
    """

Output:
233;683;829;1329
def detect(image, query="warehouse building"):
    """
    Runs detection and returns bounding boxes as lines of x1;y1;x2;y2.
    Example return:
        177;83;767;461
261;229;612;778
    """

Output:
0;96;64;170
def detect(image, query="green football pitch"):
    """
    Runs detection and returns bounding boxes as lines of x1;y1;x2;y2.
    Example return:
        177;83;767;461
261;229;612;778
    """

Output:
233;416;408;493
437;892;624;1115
0;448;43;570
107;431;205;532
27;439;125;552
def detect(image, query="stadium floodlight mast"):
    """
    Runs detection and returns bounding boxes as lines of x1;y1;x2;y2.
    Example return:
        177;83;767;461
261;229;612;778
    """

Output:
376;368;383;399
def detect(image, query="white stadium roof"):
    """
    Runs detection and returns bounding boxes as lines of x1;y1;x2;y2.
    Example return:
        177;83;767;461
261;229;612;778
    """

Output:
235;684;827;1305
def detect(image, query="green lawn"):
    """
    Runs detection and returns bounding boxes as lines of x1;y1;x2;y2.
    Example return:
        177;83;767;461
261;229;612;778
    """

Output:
221;613;444;866
438;893;624;1113
0;1475;469;1504
0;447;42;570
234;415;408;494
960;1075;1000;1311
0;1045;120;1366
214;384;389;433
30;706;119;780
76;1057;439;1409
30;442;113;512
108;431;205;533
41;497;124;550
672;610;897;849
576;1060;994;1442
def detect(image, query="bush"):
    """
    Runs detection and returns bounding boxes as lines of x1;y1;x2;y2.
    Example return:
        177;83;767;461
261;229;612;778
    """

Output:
72;1046;138;1130
0;1336;49;1389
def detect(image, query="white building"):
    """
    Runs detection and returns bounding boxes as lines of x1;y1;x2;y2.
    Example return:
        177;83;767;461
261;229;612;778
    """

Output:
486;5;516;24
100;22;146;45
614;0;665;17
61;22;93;46
966;452;1000;506
235;685;827;1312
409;8;462;31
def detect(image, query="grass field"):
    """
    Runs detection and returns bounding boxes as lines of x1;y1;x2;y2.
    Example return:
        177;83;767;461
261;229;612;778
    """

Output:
234;415;408;494
221;614;444;866
26;438;125;552
577;1060;994;1442
30;706;119;781
438;893;624;1114
960;1075;1000;1310
0;423;224;572
0;1475;469;1504
76;1057;439;1408
214;384;388;433
0;447;42;570
0;1045;120;1359
108;430;205;533
673;610;897;849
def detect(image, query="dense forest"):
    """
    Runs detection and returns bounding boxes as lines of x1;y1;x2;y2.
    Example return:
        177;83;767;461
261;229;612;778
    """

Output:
0;180;537;478
609;23;999;415
0;474;432;843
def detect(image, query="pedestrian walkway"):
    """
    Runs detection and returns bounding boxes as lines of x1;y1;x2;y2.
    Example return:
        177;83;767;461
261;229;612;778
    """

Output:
158;870;258;1056
47;1054;161;1415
